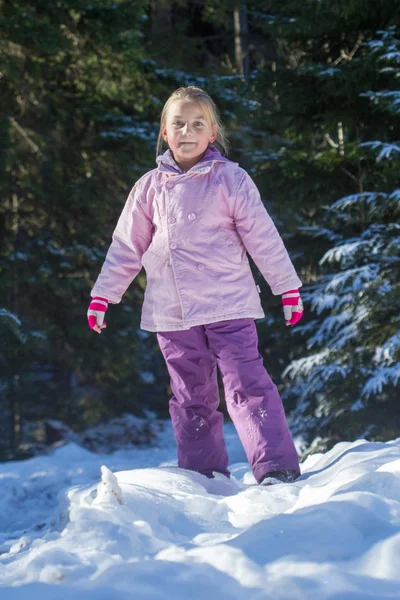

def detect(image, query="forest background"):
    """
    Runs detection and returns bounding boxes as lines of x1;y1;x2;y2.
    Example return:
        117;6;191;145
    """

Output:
1;0;399;461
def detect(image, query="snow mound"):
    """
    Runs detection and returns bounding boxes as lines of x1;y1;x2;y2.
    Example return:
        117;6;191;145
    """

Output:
0;437;399;599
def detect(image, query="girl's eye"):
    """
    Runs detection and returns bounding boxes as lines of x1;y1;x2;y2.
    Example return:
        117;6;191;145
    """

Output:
195;122;204;127
173;121;183;127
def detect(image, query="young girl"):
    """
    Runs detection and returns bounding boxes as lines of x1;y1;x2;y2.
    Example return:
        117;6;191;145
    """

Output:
87;86;304;486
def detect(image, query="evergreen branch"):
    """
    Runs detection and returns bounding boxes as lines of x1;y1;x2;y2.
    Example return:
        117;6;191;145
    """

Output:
324;133;339;149
339;167;358;183
8;118;45;158
333;35;363;65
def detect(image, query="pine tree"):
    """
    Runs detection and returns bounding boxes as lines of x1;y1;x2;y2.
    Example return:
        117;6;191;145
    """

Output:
0;309;30;459
0;0;168;446
284;26;400;451
0;0;257;452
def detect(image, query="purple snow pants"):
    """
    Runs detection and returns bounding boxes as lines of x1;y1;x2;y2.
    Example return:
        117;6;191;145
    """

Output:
156;318;300;484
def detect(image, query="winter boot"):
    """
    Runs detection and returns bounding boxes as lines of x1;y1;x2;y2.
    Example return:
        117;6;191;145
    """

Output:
259;469;300;486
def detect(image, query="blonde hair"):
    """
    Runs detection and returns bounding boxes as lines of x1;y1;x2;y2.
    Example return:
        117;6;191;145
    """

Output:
156;86;229;157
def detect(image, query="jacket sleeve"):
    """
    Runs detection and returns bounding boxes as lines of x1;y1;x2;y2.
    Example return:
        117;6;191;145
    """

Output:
232;171;302;295
90;184;154;303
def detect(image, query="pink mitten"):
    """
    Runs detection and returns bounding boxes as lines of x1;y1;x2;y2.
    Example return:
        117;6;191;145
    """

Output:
87;297;108;332
282;289;303;327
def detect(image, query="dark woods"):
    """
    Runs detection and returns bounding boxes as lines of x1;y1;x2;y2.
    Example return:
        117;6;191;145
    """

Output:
1;0;399;460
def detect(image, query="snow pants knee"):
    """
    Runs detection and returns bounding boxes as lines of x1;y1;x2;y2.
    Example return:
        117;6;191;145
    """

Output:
156;318;300;483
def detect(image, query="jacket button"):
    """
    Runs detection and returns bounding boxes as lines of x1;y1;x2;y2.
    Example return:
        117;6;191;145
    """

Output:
166;180;175;189
168;216;176;224
170;242;177;250
188;212;197;220
197;263;205;271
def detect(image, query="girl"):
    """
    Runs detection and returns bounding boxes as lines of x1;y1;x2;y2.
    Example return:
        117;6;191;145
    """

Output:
87;86;304;486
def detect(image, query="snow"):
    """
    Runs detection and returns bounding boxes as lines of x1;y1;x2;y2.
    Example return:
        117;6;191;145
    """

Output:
361;90;400;112
317;67;340;77
361;363;400;397
310;292;339;314
324;265;379;292
0;309;26;343
360;141;400;161
331;192;387;211
0;424;400;599
374;332;400;365
0;309;22;328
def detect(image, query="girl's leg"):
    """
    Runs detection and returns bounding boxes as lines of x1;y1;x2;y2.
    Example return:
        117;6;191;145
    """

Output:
157;326;230;478
205;319;300;484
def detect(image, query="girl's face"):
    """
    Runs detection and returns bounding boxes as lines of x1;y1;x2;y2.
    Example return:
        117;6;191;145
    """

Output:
162;99;216;171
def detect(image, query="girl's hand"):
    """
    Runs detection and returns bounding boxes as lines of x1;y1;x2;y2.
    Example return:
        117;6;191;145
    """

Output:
282;290;303;326
87;297;108;334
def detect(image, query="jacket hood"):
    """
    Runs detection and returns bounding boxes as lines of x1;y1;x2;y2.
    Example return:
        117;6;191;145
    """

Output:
156;145;235;175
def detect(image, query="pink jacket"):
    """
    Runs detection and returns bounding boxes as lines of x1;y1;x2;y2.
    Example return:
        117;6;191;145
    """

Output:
91;146;302;332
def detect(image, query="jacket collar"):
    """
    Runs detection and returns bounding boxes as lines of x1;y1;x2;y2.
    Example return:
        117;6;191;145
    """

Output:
156;145;234;175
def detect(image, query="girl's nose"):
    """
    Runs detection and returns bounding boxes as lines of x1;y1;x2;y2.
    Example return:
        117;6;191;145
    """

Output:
182;123;193;135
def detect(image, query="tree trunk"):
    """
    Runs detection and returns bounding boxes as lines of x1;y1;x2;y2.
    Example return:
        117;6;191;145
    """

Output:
234;0;249;77
0;385;19;461
151;0;172;39
10;377;21;457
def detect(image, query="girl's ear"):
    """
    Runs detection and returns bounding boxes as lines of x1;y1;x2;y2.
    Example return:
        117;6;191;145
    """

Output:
209;125;217;143
162;127;168;142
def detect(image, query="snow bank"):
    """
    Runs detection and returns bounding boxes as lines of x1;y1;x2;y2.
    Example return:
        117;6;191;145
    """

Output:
0;430;399;599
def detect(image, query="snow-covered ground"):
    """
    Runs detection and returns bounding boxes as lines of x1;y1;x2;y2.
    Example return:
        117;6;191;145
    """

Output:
0;422;399;599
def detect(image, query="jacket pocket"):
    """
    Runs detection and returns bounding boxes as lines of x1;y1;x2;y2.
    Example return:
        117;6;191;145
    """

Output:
142;233;168;260
218;226;245;262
